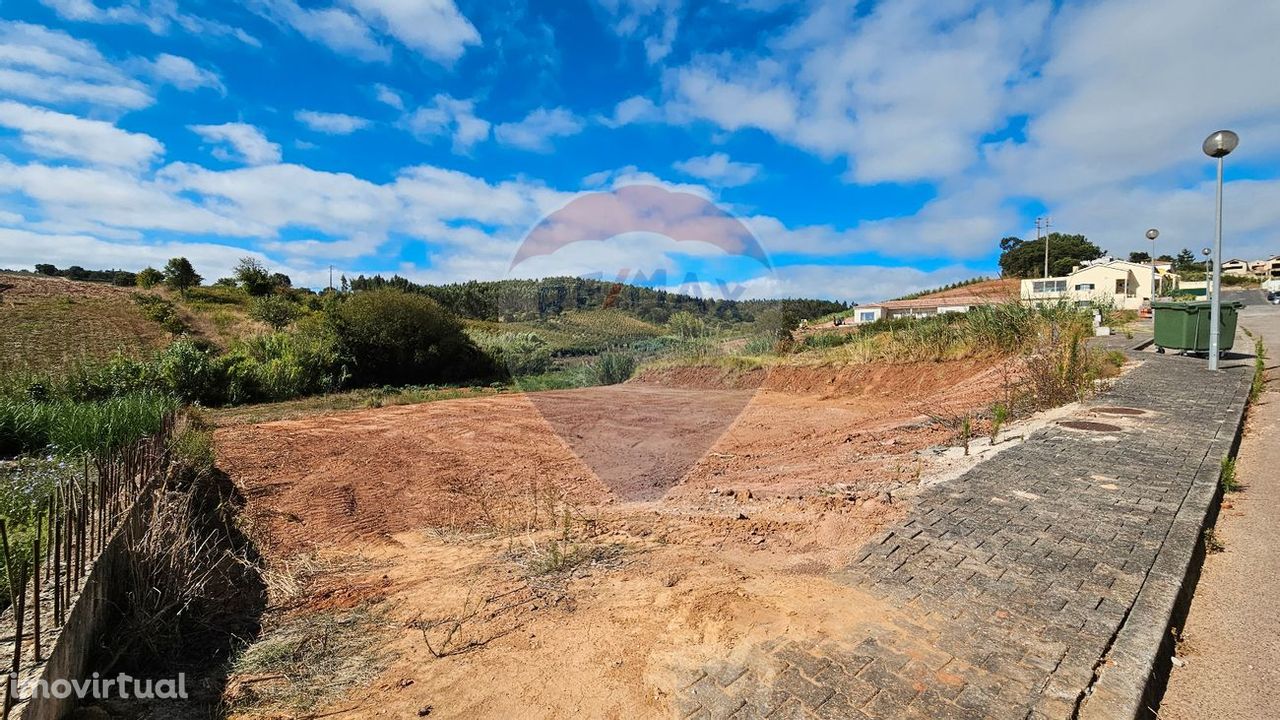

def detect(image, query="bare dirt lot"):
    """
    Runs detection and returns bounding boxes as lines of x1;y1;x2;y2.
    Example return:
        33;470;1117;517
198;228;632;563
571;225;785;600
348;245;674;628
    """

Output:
217;359;1016;719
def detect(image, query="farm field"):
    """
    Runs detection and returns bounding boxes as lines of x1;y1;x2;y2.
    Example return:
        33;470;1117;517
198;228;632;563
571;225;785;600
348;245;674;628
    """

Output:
215;358;1024;718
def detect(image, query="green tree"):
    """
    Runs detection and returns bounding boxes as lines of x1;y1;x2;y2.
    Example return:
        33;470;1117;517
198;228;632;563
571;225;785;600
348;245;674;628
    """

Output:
330;289;496;386
755;307;799;341
1128;251;1151;263
1174;248;1198;272
135;267;163;289
998;233;1103;278
162;257;201;297
234;257;274;296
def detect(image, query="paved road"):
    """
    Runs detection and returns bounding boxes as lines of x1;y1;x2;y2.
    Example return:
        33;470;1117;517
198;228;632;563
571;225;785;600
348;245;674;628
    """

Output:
676;334;1253;719
1159;288;1280;719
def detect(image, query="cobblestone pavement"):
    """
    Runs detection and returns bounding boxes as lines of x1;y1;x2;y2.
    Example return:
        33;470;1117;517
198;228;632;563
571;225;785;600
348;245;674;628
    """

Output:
675;350;1252;720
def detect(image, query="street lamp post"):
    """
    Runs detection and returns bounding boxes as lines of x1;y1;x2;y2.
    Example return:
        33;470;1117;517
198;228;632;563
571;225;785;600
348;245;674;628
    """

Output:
1146;228;1159;302
1202;130;1239;370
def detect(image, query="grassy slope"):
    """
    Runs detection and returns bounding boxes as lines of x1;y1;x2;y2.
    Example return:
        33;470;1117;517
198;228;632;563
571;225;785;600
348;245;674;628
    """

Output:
0;273;257;374
0;274;170;373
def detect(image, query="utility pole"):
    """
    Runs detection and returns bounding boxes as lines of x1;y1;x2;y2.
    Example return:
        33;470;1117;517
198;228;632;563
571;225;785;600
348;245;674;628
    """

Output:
1037;216;1053;279
329;265;334;292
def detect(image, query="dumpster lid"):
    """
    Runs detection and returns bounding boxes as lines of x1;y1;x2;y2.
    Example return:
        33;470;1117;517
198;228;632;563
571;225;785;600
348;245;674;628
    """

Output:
1151;300;1244;309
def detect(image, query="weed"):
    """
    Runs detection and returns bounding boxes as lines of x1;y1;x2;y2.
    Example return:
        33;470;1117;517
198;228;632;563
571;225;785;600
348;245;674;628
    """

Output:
1204;528;1225;554
1250;337;1267;404
989;402;1009;443
960;416;972;456
1220;457;1239;492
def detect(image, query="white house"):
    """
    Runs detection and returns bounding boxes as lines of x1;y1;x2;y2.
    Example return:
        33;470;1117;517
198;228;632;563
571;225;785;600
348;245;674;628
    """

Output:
1020;260;1179;310
1221;258;1252;277
850;296;991;324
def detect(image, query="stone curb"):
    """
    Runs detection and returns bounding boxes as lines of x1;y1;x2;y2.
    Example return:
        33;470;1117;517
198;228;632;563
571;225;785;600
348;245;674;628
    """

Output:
1076;364;1252;720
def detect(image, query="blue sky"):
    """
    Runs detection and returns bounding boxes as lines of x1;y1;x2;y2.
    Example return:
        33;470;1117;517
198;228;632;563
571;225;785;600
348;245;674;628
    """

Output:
0;0;1276;302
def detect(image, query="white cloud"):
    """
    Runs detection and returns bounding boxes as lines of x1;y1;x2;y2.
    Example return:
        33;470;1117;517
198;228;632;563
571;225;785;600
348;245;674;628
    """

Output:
991;0;1280;198
37;0;259;45
189;123;282;165
660;0;1047;183
404;95;490;152
342;0;480;63
673;153;761;187
256;0;478;64
0;20;152;109
295;110;371;135
137;53;224;93
595;0;682;63
373;82;404;110
494;107;584;152
735;264;984;304
0;100;164;169
0;226;289;285
0;159;257;236
259;0;389;62
601;95;660;127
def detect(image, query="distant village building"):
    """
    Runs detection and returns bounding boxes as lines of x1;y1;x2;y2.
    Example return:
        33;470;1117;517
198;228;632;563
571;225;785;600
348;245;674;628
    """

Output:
851;296;990;324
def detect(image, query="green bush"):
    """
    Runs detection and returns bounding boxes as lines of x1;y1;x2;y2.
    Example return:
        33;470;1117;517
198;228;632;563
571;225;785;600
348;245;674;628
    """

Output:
133;294;189;335
157;339;224;405
585;351;636;386
221;318;346;403
473;332;552;376
249;294;300;330
332;290;496;386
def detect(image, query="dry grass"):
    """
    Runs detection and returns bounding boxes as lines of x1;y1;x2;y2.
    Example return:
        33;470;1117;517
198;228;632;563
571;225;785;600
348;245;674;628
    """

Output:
0;292;170;374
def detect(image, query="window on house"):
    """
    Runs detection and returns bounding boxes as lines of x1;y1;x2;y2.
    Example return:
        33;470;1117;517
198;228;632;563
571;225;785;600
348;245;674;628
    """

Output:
1032;280;1066;293
1075;283;1094;291
859;311;876;322
1115;279;1127;294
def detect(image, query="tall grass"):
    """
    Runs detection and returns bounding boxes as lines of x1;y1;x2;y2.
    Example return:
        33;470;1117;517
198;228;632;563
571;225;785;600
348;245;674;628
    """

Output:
0;392;177;457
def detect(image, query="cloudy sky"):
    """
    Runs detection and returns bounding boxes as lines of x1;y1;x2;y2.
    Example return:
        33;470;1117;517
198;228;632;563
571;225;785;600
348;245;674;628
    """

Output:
0;0;1276;302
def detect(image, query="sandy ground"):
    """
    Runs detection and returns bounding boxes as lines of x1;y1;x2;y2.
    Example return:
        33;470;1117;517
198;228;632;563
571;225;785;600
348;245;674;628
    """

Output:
215;358;1028;719
1159;290;1280;719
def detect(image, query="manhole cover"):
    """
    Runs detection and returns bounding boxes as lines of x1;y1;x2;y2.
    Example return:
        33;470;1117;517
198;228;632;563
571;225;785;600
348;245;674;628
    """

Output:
1092;406;1146;416
1060;420;1123;432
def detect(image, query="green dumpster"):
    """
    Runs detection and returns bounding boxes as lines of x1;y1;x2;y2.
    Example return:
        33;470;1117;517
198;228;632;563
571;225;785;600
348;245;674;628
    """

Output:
1152;300;1243;354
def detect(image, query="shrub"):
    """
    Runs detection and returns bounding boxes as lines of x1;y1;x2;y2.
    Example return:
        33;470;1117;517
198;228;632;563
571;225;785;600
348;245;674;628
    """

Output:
585;351;636;386
136;267;164;289
157;339;224;405
220;319;345;403
331;290;495;386
249;294;300;330
473;332;552;376
63;353;163;401
667;312;706;340
133;294;189;335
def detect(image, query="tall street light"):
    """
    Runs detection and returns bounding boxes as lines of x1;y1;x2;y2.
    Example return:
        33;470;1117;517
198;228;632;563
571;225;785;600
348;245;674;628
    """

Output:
1202;130;1239;370
1146;228;1159;302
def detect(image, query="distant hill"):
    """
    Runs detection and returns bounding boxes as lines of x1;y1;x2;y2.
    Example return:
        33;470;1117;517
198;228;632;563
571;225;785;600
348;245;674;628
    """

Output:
347;274;849;324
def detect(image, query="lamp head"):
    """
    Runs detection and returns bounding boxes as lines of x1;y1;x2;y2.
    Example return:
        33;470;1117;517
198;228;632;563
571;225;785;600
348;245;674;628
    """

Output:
1202;130;1239;158
1145;228;1159;240
1202;248;1212;257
